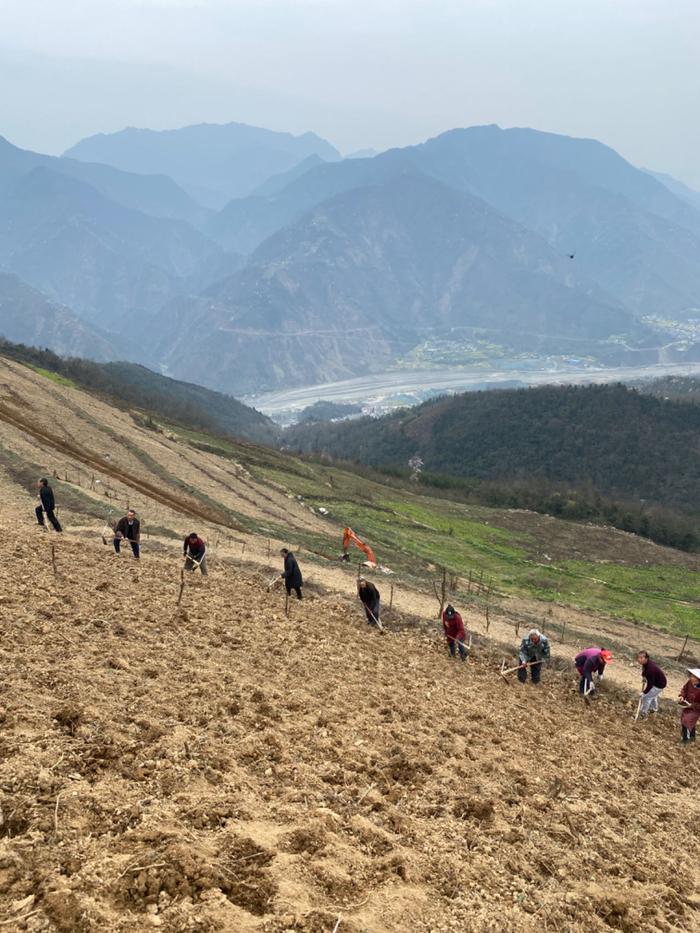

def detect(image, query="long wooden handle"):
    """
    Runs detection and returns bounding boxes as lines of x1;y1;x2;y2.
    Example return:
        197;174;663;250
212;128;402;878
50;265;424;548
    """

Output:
501;660;544;677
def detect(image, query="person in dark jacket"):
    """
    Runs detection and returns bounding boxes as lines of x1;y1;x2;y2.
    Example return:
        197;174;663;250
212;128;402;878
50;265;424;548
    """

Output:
358;579;380;626
35;478;62;532
637;651;667;717
442;605;467;660
184;533;207;575
113;509;140;559
280;548;302;599
679;668;700;743
518;629;550;684
574;647;613;696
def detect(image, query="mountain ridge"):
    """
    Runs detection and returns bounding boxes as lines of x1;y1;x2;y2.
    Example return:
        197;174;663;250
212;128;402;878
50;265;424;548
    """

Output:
64;121;342;207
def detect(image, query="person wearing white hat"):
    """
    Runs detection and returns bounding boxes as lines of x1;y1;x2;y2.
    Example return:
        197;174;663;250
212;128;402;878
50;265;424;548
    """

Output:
678;668;700;744
517;629;550;684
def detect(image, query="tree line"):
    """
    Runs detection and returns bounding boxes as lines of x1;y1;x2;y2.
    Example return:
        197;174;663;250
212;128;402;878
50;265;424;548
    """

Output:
286;383;700;552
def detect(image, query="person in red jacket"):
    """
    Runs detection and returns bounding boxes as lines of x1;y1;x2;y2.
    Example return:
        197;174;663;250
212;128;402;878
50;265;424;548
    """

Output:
679;668;700;744
442;605;467;661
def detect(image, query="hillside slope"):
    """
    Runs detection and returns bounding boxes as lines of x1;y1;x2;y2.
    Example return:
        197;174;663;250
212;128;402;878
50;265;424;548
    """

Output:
0;135;205;225
0;275;121;361
0;363;699;930
0;167;229;341
285;382;700;514
1;508;699;931
0;340;279;445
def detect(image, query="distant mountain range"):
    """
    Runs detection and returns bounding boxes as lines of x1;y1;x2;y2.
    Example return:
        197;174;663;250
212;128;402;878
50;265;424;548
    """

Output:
1;121;699;397
162;171;647;393
64;122;342;208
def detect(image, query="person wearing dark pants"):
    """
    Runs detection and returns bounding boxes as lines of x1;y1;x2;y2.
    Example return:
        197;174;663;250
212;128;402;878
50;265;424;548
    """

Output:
113;509;140;559
574;647;613;696
358;579;380;626
442;605;467;661
184;533;208;575
35;478;62;532
517;629;550;684
280;548;303;599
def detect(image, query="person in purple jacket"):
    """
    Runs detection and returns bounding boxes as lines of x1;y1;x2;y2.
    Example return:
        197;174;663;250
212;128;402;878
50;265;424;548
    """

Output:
637;651;667;717
574;646;613;696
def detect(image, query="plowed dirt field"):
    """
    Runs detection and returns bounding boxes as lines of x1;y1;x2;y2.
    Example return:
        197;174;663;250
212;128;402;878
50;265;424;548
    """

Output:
0;359;699;931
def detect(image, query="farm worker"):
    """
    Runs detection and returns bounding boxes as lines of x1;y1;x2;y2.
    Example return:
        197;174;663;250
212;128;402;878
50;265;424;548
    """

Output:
35;478;62;533
280;548;303;599
442;605;467;660
518;629;550;684
113;509;140;559
636;651;667;717
574;647;613;696
358;579;381;626
184;533;208;575
679;668;700;744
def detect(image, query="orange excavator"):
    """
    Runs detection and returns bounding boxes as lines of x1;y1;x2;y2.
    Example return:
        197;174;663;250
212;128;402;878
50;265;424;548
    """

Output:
341;527;377;568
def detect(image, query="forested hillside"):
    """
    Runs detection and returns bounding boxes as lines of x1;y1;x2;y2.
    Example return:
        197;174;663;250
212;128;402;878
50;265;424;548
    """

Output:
286;383;700;549
637;375;700;405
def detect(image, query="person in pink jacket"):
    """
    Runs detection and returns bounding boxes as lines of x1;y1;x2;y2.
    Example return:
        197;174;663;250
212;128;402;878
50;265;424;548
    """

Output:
679;668;700;744
574;647;613;696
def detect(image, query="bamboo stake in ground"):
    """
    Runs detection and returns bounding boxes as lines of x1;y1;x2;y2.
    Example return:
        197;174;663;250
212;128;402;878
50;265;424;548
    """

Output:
633;680;647;721
389;583;394;609
433;567;447;618
176;569;185;606
285;594;289;617
677;634;689;661
50;544;58;577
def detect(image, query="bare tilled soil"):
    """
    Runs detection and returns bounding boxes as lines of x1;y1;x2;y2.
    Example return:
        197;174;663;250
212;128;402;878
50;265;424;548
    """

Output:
1;360;699;931
1;513;699;932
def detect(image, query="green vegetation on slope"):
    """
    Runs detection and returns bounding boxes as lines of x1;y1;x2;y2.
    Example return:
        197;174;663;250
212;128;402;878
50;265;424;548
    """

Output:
286;382;700;552
26;365;78;388
239;450;700;638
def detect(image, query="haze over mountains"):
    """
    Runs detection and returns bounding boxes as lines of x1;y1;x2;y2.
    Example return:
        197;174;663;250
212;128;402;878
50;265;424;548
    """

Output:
1;120;700;397
64;123;342;208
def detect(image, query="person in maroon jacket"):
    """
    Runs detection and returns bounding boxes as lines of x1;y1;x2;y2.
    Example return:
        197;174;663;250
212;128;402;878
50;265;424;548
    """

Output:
442;605;467;661
636;651;667;717
183;533;207;575
679;668;700;744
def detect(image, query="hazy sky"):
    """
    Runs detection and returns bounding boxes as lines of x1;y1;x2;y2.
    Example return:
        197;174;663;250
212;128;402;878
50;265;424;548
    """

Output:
1;0;699;185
